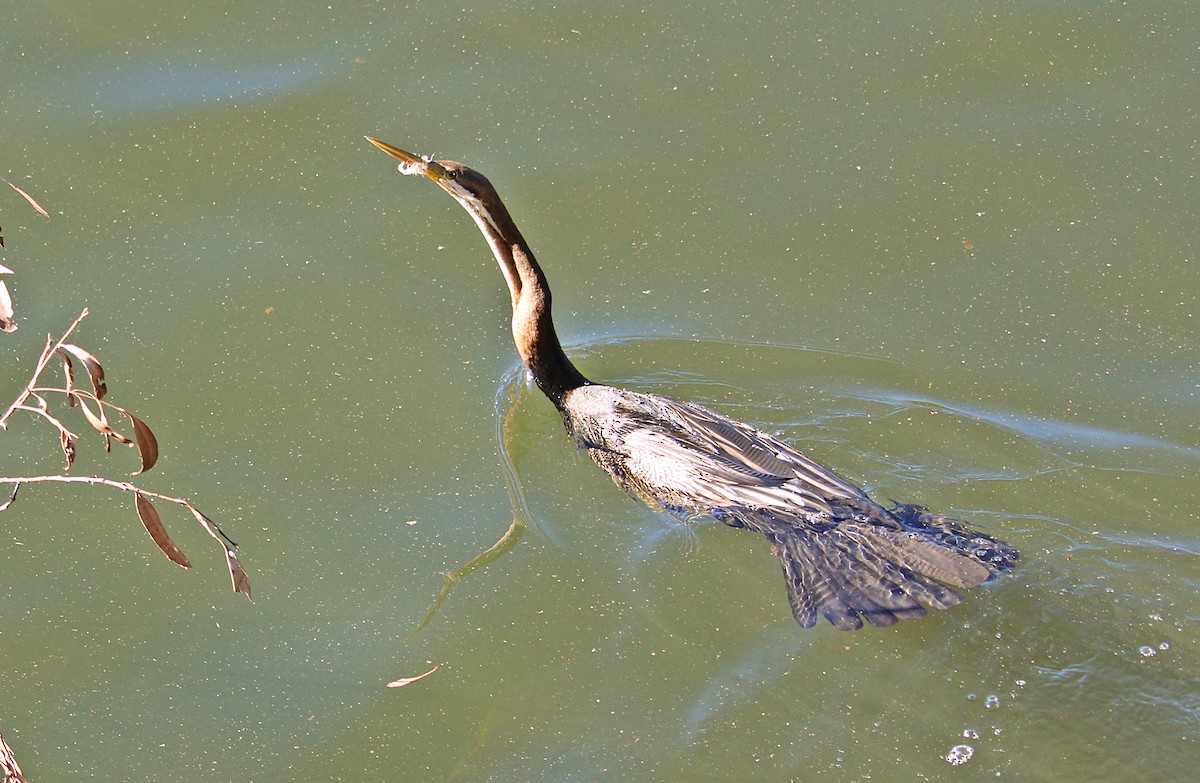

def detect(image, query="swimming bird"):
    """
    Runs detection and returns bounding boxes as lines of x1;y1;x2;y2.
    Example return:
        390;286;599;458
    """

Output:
367;137;1018;630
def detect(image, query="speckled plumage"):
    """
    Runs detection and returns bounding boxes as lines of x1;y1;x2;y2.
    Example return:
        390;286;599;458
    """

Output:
561;384;1016;629
369;137;1018;630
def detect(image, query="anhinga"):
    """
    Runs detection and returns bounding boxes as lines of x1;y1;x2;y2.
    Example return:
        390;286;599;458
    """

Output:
367;136;1017;630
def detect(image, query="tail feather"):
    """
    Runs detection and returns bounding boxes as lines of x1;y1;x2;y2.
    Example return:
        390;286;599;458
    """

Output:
836;525;966;611
717;503;1017;630
778;534;910;629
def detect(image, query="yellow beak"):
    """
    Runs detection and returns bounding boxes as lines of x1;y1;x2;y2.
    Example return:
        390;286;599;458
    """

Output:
365;136;449;183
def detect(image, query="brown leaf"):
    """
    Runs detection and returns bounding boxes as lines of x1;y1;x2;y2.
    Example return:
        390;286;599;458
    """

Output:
128;413;159;475
4;178;51;219
61;350;76;402
0;279;15;334
386;664;439;689
61;430;76;470
74;395;131;445
58;344;107;398
187;506;252;599
225;548;253;599
134;492;191;568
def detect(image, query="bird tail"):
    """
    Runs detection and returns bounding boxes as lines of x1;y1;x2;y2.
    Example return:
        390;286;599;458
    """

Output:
716;503;1018;630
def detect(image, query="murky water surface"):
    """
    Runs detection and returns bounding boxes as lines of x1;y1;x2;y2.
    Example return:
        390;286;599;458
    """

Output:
2;2;1195;780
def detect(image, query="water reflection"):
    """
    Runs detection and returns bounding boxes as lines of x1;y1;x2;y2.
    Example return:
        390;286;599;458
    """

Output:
679;625;814;745
407;378;533;637
89;59;328;113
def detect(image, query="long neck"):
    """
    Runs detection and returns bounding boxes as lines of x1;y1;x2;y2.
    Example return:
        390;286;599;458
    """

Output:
459;196;589;405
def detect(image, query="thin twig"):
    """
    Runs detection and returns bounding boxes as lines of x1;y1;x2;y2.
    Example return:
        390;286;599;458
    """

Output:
9;404;78;437
0;473;193;508
0;474;250;597
0;307;89;429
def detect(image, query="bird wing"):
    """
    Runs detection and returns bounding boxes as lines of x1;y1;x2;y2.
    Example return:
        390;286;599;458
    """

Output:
662;397;867;504
600;393;865;515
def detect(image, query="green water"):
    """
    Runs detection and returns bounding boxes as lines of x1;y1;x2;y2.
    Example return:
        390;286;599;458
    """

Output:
2;2;1196;780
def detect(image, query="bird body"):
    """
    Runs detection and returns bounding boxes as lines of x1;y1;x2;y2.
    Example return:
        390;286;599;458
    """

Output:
560;383;865;516
367;137;1017;630
559;383;1012;629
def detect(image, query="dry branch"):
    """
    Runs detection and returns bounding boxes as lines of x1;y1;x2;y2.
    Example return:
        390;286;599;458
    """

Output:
4;182;251;781
0;310;251;598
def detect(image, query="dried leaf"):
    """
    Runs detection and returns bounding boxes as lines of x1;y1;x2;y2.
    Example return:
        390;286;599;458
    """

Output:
61;429;76;470
74;395;131;445
4;178;51;219
387;664;439;689
61;349;76;401
134;492;191;568
0;279;15;333
1;728;29;783
188;506;251;599
0;484;19;513
58;344;107;398
127;412;159;475
225;548;253;599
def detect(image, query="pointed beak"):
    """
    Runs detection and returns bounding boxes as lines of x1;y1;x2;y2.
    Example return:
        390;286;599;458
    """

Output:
365;136;449;183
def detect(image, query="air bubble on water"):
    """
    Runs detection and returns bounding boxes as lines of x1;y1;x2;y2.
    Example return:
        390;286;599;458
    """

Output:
967;693;978;701
984;694;1000;709
1159;642;1170;651
1139;645;1156;657
963;728;980;739
1149;613;1163;621
1014;679;1026;687
946;745;974;766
